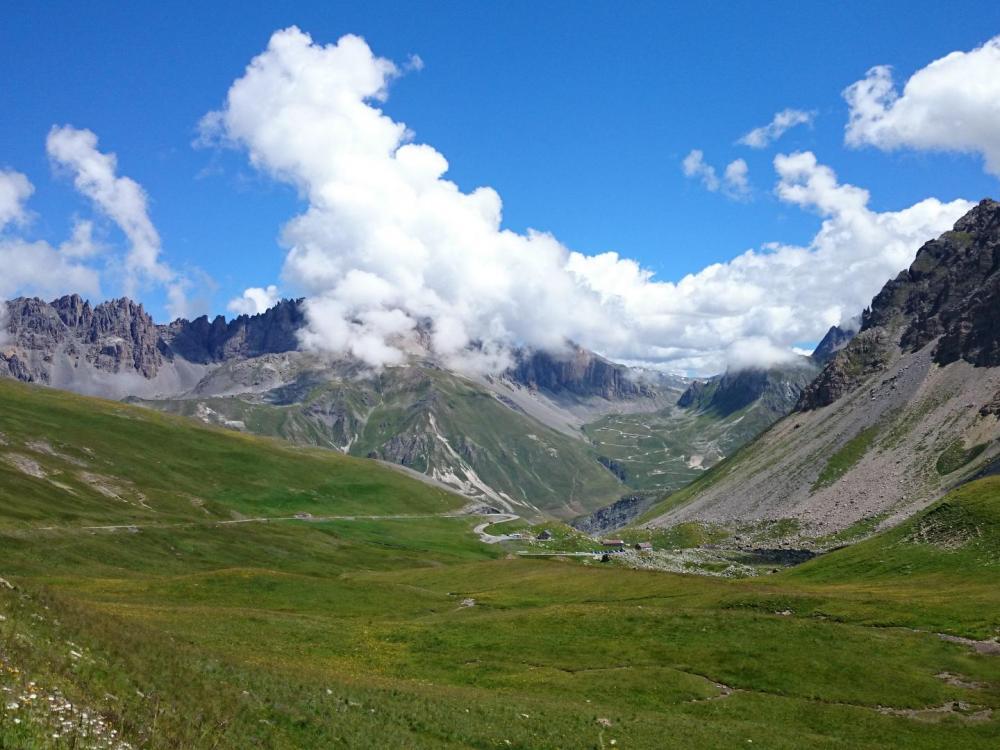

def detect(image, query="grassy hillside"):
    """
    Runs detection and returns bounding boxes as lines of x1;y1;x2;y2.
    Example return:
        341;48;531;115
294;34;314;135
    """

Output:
141;364;624;519
0;379;459;528
583;398;780;495
1;380;999;748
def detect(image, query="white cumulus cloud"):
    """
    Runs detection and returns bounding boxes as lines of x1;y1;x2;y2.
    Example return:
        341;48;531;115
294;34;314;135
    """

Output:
46;126;199;318
203;28;973;375
228;285;280;315
723;159;750;197
0;169;104;308
567;148;969;374
0;169;34;230
738;108;815;149
683;150;750;199
844;36;1000;176
682;149;720;191
46;127;167;286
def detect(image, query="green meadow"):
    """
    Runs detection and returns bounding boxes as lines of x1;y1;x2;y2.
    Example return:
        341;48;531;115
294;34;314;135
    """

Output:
0;379;998;748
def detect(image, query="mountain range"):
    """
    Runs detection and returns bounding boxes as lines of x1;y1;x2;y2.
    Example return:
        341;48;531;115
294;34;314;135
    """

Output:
9;200;997;537
0;293;810;520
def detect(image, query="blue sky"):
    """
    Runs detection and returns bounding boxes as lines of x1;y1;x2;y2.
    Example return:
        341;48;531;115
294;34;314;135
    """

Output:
2;1;1000;372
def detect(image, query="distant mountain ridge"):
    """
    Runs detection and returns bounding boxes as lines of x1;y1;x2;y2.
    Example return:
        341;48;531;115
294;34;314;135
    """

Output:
0;294;675;517
0;294;658;401
0;290;818;521
677;360;821;419
0;294;306;388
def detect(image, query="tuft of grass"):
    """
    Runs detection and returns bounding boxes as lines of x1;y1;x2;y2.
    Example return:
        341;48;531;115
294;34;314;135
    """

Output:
936;439;988;475
812;425;880;491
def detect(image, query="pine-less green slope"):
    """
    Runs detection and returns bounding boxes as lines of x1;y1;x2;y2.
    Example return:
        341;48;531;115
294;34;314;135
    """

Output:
141;364;624;519
1;380;999;748
583;398;783;494
0;379;459;527
776;475;1000;636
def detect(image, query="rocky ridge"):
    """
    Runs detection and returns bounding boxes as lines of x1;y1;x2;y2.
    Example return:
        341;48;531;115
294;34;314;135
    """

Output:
678;360;821;419
799;199;1000;410
811;323;857;363
645;198;1000;539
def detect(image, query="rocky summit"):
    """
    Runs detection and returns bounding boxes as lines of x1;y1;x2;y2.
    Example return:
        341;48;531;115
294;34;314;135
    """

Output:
643;198;1000;540
799;199;1000;411
1;295;162;382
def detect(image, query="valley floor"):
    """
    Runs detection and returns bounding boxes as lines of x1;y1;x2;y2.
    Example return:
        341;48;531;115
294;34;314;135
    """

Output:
1;380;998;748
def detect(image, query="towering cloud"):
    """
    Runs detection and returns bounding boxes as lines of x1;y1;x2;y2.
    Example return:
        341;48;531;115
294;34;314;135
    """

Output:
844;36;1000;176
205;28;972;374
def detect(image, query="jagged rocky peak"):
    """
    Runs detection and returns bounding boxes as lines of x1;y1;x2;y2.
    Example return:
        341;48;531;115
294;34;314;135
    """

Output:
799;198;1000;410
1;294;163;380
160;298;305;363
90;297;163;377
811;322;858;363
0;294;307;385
678;359;821;418
507;344;655;400
51;293;93;329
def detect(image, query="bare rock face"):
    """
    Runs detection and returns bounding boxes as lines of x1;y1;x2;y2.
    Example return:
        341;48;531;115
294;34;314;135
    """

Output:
811;324;857;363
799;199;1000;411
680;360;821;418
87;298;163;377
797;328;893;410
0;295;162;382
160;299;305;363
572;494;652;535
508;345;654;400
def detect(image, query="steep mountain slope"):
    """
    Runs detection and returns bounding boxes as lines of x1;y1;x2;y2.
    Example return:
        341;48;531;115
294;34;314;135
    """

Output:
641;199;1000;538
138;357;625;518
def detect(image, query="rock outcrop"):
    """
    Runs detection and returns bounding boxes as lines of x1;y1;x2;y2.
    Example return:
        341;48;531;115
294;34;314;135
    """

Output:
799;199;1000;411
811;324;857;363
508;345;654;400
679;360;821;418
797;328;893;410
572;494;652;535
